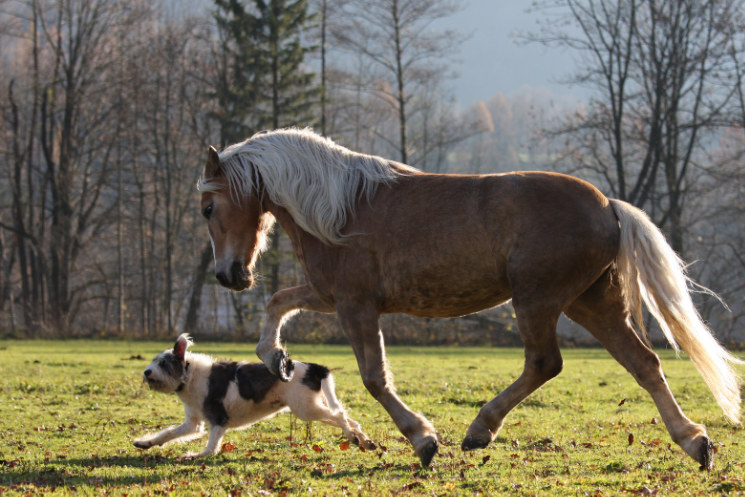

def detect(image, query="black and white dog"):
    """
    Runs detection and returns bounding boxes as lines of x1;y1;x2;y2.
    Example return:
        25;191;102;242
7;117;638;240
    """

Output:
133;334;374;458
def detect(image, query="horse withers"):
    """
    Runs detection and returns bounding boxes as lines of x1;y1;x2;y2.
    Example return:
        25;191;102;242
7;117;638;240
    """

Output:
197;128;741;470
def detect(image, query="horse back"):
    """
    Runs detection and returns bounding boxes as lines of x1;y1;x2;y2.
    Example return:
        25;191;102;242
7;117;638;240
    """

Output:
300;171;620;317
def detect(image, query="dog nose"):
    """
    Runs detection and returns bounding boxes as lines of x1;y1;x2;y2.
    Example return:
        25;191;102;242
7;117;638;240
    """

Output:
144;369;152;377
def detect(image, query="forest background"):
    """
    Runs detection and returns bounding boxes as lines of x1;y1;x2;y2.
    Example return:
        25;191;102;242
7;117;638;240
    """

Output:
1;0;745;348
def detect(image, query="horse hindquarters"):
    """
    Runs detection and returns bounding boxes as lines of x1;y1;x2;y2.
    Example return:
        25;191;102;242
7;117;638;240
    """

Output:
610;198;741;425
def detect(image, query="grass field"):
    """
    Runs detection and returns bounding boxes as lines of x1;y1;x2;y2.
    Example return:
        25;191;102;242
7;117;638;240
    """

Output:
0;339;743;496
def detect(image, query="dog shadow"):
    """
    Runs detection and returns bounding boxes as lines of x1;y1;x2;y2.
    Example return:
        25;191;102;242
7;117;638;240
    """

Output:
3;453;249;490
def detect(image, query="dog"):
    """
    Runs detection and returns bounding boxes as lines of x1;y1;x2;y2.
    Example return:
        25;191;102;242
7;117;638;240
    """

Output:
133;334;375;458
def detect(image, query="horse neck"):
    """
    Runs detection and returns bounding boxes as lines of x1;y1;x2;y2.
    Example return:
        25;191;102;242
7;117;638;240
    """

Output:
263;198;309;247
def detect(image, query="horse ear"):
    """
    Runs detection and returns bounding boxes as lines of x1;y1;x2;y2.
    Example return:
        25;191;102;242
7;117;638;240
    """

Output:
173;333;192;361
205;146;220;178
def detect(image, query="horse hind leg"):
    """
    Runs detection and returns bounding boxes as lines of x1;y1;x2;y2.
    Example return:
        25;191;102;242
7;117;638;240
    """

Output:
565;269;714;470
462;304;563;451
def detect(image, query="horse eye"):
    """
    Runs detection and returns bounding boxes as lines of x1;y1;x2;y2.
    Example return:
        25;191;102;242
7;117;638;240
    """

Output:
202;202;215;219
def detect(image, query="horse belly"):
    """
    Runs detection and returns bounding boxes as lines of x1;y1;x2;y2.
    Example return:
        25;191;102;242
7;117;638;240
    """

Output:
380;256;512;317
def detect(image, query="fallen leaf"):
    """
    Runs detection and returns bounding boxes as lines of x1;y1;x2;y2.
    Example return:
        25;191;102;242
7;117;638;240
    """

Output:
221;442;235;453
628;433;634;446
339;441;350;451
618;399;626;406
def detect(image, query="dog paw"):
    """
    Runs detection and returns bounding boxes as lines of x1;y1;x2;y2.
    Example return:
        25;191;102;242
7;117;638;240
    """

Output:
133;439;153;450
180;448;220;460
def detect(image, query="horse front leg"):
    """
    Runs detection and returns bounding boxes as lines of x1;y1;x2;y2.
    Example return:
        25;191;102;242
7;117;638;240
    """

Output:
337;302;439;468
256;285;334;381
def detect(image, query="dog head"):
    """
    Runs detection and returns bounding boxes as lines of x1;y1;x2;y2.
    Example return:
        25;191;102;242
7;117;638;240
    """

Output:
142;334;193;393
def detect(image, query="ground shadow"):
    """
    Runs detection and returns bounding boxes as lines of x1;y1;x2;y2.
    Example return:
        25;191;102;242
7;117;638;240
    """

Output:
1;454;252;489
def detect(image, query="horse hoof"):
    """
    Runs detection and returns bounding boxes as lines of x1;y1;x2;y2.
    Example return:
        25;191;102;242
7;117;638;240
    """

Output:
272;350;294;382
698;437;715;471
461;434;489;451
416;437;438;468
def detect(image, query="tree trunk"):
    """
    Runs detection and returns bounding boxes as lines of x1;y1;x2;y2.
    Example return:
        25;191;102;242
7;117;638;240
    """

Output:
391;0;408;164
183;243;214;335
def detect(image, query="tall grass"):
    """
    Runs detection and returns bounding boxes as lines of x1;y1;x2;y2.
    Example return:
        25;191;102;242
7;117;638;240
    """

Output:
0;340;742;495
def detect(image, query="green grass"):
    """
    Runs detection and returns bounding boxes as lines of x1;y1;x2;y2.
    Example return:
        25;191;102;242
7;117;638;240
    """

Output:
0;340;743;496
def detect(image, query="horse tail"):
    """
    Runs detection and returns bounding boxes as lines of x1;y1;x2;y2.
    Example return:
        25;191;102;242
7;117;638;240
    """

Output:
610;198;742;424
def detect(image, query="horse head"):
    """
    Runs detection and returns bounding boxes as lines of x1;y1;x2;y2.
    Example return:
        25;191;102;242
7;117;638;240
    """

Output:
199;146;273;291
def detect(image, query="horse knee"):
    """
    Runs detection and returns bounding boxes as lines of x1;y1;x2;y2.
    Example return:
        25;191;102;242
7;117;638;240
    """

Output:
361;371;388;399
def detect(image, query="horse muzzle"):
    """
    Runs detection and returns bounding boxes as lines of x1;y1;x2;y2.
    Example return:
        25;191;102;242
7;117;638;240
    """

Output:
215;260;253;291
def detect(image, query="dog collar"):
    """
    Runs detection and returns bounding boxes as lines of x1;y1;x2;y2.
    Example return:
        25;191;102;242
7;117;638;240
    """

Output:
176;361;190;393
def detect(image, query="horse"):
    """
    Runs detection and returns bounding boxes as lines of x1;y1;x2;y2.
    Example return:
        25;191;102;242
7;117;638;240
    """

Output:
197;127;741;470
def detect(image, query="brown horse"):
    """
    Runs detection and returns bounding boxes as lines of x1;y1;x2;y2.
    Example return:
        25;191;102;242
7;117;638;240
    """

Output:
198;128;741;470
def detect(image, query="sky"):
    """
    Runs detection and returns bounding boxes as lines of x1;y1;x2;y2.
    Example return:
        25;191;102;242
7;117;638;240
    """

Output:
180;0;587;108
437;0;588;107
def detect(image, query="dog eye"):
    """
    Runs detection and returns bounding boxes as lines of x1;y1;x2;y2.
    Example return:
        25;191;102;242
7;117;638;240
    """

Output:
158;359;166;368
202;202;215;220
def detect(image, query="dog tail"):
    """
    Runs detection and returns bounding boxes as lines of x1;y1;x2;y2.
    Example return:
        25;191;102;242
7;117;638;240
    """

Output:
611;198;742;424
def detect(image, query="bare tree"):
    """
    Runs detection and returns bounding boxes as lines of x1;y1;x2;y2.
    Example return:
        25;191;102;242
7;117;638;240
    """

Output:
0;0;219;336
331;0;465;164
531;0;743;253
0;0;151;334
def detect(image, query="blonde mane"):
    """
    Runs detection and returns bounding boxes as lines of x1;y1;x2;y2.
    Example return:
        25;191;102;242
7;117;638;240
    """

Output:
198;128;417;245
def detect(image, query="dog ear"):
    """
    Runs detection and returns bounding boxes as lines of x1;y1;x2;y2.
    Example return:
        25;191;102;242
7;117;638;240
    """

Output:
173;333;192;361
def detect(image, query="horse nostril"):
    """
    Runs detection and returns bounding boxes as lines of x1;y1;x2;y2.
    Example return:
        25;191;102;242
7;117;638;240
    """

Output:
230;260;244;279
216;271;230;286
144;369;152;377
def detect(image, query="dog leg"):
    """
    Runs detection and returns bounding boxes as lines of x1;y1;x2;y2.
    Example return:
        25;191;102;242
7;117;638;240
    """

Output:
319;379;376;450
289;391;376;450
183;424;227;458
338;415;376;451
321;409;376;451
133;419;203;449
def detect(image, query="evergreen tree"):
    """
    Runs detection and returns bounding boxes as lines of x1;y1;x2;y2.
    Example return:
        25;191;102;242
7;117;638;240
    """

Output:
204;0;320;323
212;0;319;141
212;0;260;144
